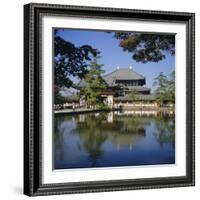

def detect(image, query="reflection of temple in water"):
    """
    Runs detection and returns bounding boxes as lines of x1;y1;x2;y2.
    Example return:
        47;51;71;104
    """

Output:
54;111;175;168
110;130;145;151
78;110;174;125
107;110;158;123
74;112;150;153
78;111;174;153
106;110;174;123
79;114;86;122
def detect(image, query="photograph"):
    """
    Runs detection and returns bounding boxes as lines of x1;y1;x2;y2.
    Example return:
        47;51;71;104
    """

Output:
53;29;176;169
23;3;195;196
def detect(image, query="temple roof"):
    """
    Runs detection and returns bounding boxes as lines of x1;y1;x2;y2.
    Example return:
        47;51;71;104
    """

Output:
77;68;146;88
103;68;145;85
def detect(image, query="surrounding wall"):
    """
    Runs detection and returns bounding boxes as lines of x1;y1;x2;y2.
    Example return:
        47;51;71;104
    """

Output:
0;0;199;199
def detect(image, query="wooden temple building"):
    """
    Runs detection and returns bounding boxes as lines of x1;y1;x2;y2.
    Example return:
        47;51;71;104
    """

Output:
103;67;150;94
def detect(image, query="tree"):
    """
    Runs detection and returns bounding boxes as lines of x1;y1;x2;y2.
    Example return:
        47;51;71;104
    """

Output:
128;89;139;101
54;86;67;105
112;32;175;63
80;56;107;108
153;72;168;105
153;71;175;105
154;115;175;148
72;113;108;167
54;29;99;88
168;71;175;104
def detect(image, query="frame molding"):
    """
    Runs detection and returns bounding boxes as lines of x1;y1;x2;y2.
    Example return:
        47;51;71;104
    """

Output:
24;3;195;196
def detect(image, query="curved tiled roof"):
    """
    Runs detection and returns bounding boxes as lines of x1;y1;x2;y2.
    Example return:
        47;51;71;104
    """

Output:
103;68;145;85
77;68;146;88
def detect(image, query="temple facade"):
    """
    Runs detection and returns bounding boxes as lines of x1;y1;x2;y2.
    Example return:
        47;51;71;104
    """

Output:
103;67;156;107
103;67;150;95
78;67;157;109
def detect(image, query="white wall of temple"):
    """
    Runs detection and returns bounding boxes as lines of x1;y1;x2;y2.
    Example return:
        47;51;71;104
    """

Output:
107;95;114;107
114;102;158;108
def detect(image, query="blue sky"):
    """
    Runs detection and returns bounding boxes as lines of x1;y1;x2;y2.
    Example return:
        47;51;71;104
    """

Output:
56;29;175;90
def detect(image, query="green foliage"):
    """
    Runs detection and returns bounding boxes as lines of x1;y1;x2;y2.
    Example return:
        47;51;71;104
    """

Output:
128;89;139;101
113;32;175;63
73;113;108;166
54;29;99;88
154;115;175;148
80;56;107;108
168;71;175;104
54;86;67;104
153;71;175;105
96;103;110;110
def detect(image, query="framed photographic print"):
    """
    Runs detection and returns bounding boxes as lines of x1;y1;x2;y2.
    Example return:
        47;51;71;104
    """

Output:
24;3;195;196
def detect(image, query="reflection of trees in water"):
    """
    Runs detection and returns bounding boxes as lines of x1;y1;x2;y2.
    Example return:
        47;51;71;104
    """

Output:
54;115;83;164
72;112;149;165
73;113;108;166
54;112;175;167
114;116;150;135
54;116;67;161
103;115;149;150
54;115;73;148
153;114;175;148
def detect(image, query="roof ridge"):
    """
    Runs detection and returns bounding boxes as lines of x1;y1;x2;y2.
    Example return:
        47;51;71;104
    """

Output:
103;67;145;79
102;69;118;78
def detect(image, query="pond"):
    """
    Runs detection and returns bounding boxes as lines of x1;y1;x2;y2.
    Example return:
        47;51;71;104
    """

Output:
54;111;175;169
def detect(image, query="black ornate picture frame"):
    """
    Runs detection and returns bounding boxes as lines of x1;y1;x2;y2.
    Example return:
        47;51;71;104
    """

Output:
24;3;195;196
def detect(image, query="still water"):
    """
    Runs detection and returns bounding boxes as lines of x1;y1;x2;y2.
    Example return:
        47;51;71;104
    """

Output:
54;111;175;169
